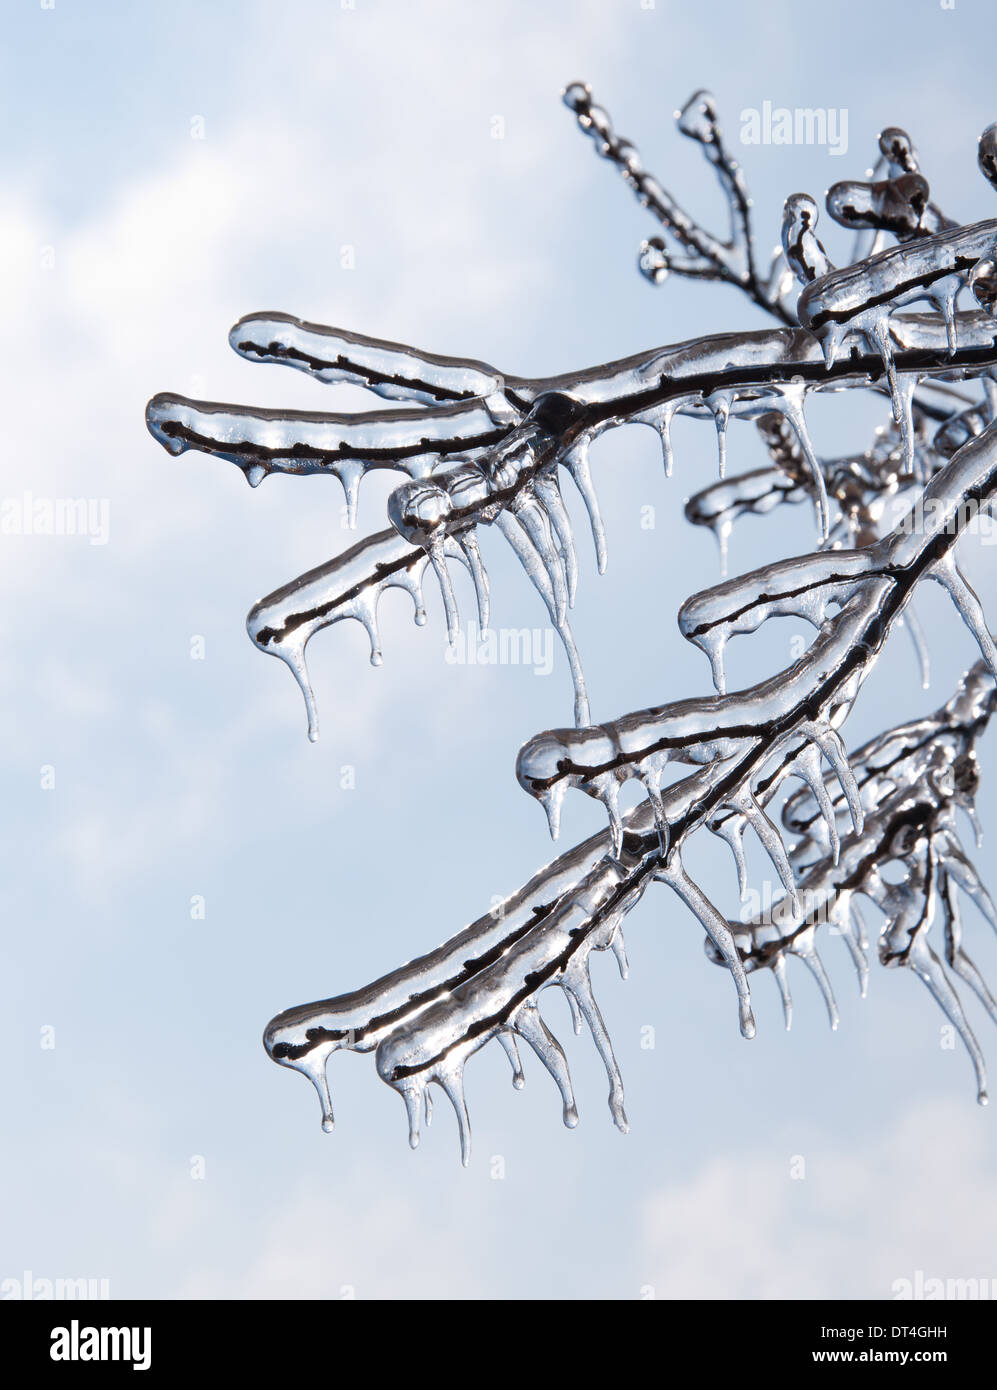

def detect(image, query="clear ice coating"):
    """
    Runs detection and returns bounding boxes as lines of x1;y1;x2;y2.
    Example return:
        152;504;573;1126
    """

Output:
147;86;997;1161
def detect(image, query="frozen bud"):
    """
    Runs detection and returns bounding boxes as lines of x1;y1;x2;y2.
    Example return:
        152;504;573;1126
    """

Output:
878;126;919;174
969;257;997;313
781;193;832;285
387;479;453;547
561;81;591;112
639;236;670;284
978;122;997;191
529;391;585;438
677;90;718;144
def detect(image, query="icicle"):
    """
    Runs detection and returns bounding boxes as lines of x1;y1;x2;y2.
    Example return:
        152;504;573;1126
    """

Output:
816;320;848;372
297;1047;336;1133
892;370;921;481
654;401;679;477
608;921;630;979
497;1030;525;1089
711;814;750;901
941;873;997;1025
707;390;733;478
356;596;383;667
950;765;985;849
851;898;870;954
493;510;556;620
563;959;629;1132
731;789;801;914
281;641;321;743
514;490;568;625
533;472;579;608
771;951;794;1030
804;723;865;834
900;608;931;690
793;743;841;863
905;934;988;1105
963;800;984;852
596;776;625;858
560;631;592;729
458;531;490;631
436;1063;473;1166
511;1000;579;1128
401;1080;425;1150
937;832;997;933
564;439;607;574
932;281;960;357
657;858;756;1039
638;761;670;848
340;461;363;529
494;511;591;726
788;927;840;1030
412;580;428;626
776;387;830;538
837;904;870;998
428;536;460;646
699;630;727;696
564;988;584;1036
539;781;567;841
931;557;997;681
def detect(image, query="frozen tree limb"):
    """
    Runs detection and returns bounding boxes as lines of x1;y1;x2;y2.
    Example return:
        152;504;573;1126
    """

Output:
148;87;997;1160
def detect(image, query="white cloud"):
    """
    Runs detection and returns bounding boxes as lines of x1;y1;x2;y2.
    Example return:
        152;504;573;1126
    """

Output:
639;1097;997;1299
173;1169;493;1300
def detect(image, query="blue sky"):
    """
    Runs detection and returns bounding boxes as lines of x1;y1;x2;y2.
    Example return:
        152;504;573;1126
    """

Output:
2;0;997;1299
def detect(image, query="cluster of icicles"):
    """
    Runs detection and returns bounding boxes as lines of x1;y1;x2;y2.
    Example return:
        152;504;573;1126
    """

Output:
147;84;997;1161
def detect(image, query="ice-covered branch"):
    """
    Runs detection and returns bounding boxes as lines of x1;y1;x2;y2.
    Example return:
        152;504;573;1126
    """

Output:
147;84;997;1163
265;422;997;1161
145;104;997;745
717;662;997;1099
263;662;997;1163
147;309;997;735
517;421;997;856
562;82;797;323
